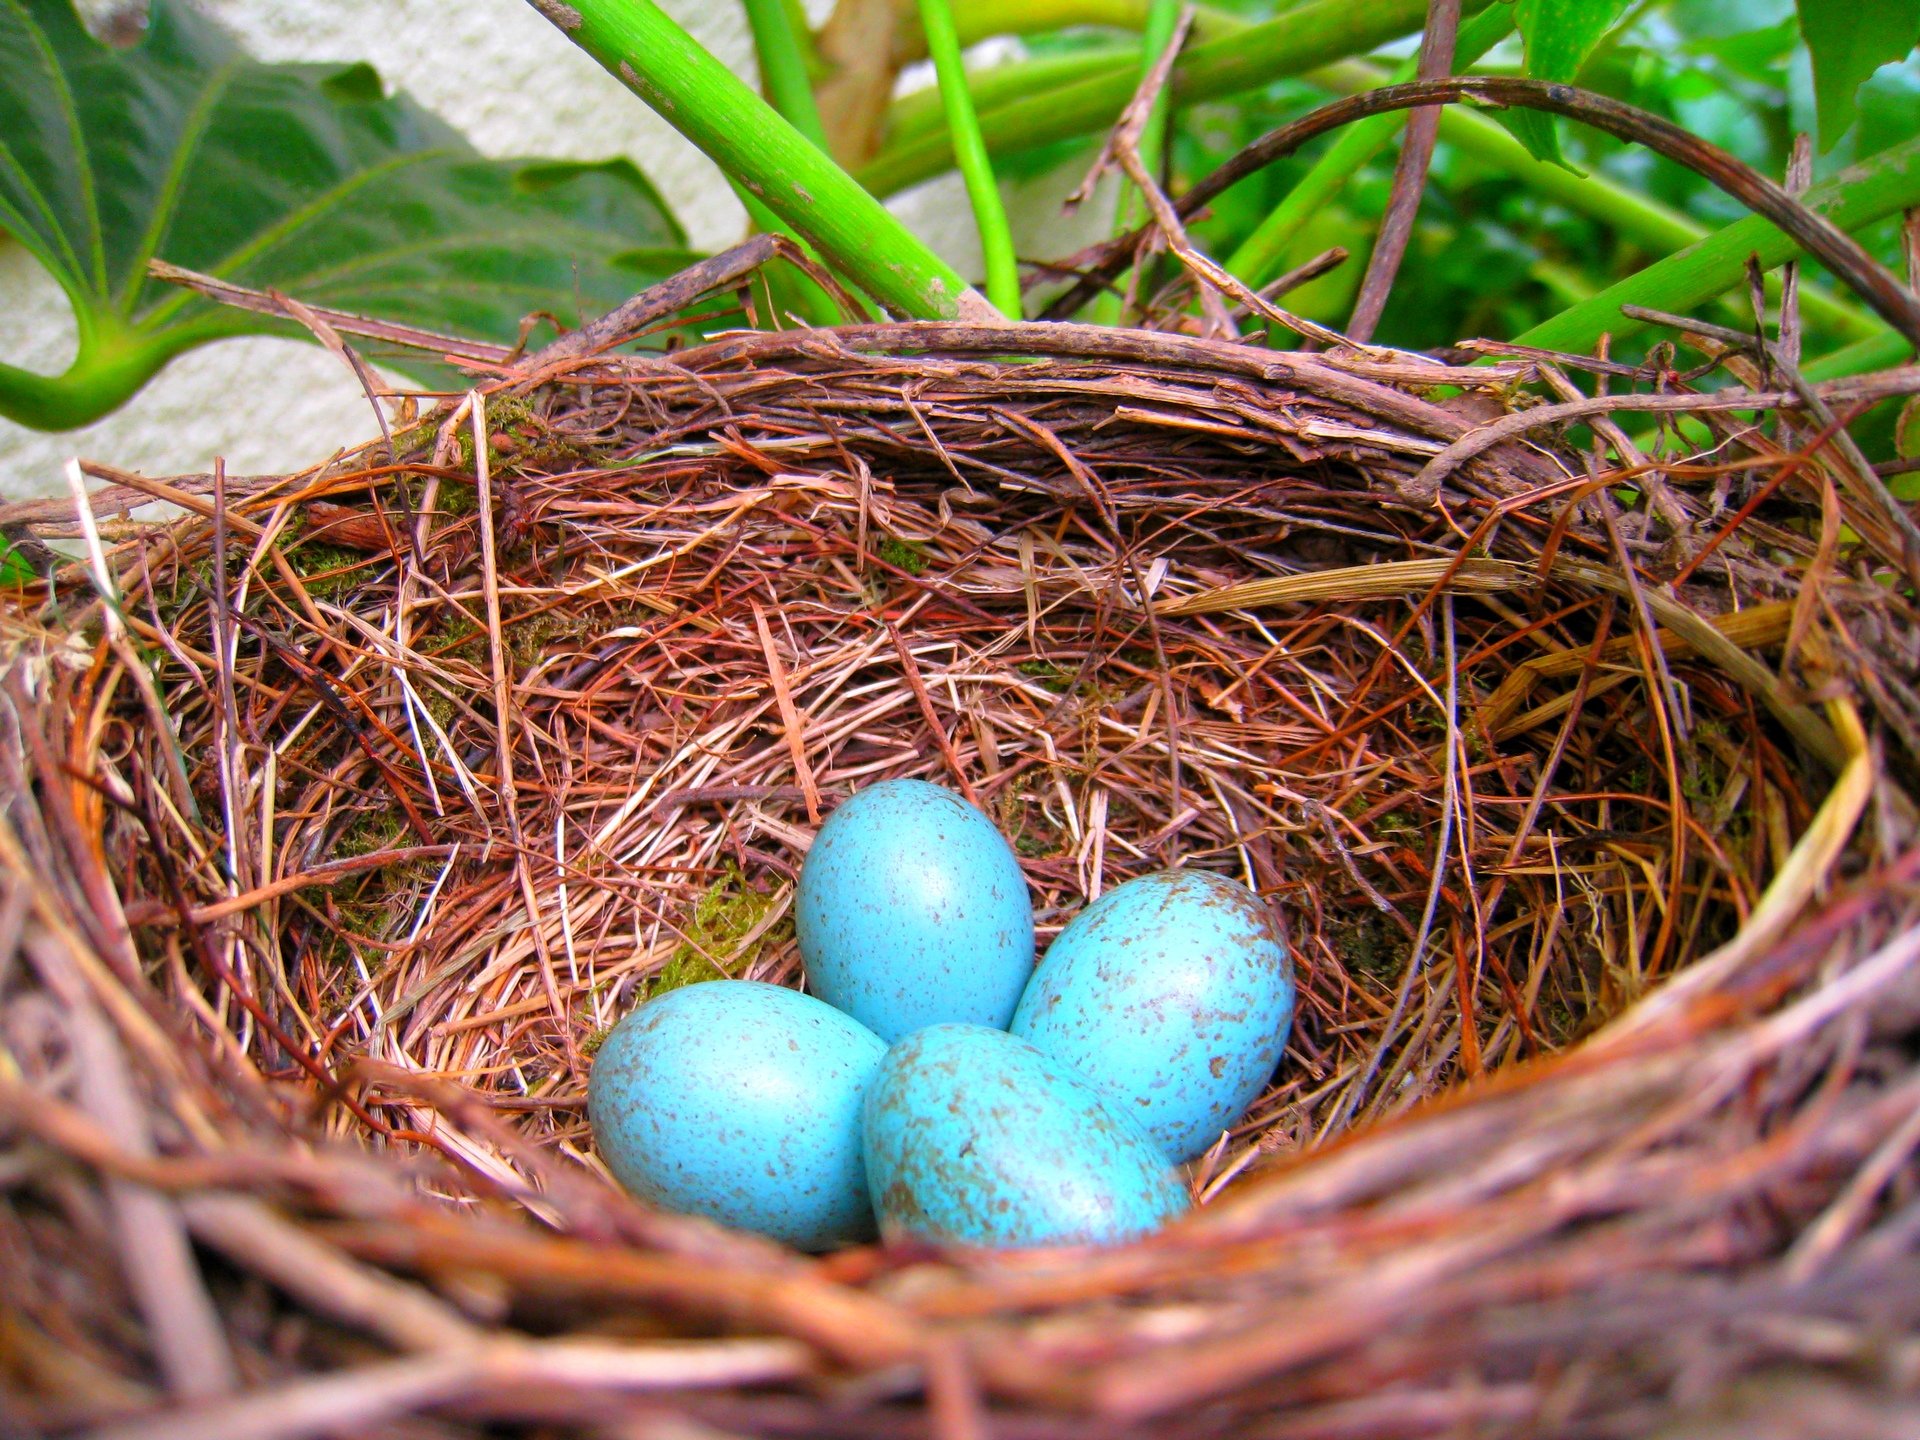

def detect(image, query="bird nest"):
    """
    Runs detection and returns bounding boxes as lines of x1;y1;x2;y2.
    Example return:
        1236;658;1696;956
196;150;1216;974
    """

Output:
4;293;1920;1439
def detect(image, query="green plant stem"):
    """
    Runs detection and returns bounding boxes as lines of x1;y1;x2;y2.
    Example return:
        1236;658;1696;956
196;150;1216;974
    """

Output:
0;318;212;431
736;0;847;326
1805;328;1913;381
0;352;150;432
1226;6;1513;287
742;0;827;150
728;183;862;326
1093;0;1182;324
878;3;1248;142
532;0;989;322
857;0;1466;197
918;0;1021;318
1514;134;1920;359
938;0;1243;51
887;48;1135;149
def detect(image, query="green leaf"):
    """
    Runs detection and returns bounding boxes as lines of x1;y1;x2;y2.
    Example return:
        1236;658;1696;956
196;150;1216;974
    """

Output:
1503;0;1633;165
1515;132;1920;360
0;539;37;587
1796;0;1920;149
1897;395;1920;459
0;0;694;431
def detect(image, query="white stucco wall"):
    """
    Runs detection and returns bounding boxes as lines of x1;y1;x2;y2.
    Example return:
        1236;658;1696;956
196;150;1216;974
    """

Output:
0;1;1105;503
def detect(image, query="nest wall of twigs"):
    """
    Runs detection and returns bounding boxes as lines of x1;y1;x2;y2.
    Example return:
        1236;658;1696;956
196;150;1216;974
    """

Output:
4;306;1920;1439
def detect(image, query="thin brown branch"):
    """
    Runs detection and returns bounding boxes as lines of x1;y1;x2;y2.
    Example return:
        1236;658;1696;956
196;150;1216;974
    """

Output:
1345;0;1460;344
147;259;511;362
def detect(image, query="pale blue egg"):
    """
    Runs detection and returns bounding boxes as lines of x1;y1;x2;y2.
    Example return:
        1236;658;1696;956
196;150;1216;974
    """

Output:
796;779;1034;1043
588;980;886;1250
1012;869;1295;1163
863;1024;1189;1248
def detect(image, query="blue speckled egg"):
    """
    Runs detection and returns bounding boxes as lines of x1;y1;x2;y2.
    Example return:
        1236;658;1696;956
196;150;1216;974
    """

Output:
863;1024;1189;1248
796;779;1034;1043
588;980;886;1250
1012;869;1295;1163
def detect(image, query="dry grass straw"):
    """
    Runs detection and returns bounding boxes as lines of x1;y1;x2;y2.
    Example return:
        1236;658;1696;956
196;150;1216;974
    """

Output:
3;283;1919;1438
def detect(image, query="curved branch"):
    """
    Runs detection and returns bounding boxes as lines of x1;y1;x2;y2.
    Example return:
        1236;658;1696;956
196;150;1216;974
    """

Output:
1409;388;1797;495
1047;77;1920;347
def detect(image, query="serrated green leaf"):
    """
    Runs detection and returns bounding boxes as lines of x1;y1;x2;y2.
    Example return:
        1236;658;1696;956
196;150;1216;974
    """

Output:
1796;0;1920;150
1507;0;1634;166
0;0;696;431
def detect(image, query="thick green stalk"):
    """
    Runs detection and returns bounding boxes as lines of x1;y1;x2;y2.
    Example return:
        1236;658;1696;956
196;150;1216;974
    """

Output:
737;0;849;325
742;0;827;150
879;4;1255;144
857;0;1460;198
919;0;1021;317
1514;134;1920;358
887;49;1135;148
0;331;174;431
531;0;990;322
1226;6;1514;286
1805;328;1913;381
940;0;1244;51
727;182;862;326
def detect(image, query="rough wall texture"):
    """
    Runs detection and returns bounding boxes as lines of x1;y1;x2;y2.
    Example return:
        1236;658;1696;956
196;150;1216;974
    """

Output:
0;1;1106;502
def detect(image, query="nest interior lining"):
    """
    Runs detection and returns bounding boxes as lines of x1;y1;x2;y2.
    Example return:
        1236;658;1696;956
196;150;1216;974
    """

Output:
83;328;1830;1168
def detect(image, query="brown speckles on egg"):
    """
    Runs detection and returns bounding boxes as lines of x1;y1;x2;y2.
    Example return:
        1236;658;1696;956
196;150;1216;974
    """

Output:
1011;869;1296;1163
588;981;886;1250
863;1025;1186;1248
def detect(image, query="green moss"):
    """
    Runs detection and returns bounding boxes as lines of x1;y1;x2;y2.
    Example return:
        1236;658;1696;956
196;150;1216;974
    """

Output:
484;394;538;435
452;395;593;477
451;419;477;471
1680;721;1730;808
579;1024;613;1058
1539;995;1581;1045
419;686;459;731
335;807;405;859
647;866;790;999
389;417;439;461
287;542;369;601
496;602;658;670
1332;909;1407;984
877;536;928;575
994;776;1065;860
428;610;486;665
507;609;586;668
1017;658;1074;694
